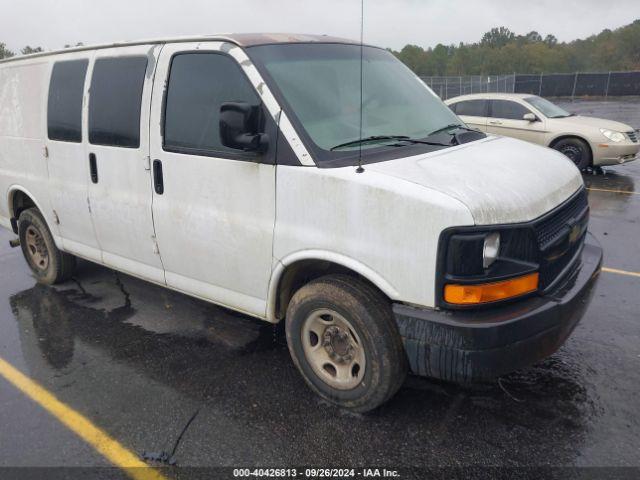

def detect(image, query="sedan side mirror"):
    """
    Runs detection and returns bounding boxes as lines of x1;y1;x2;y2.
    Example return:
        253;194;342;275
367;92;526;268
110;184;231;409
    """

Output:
220;102;269;153
523;113;538;122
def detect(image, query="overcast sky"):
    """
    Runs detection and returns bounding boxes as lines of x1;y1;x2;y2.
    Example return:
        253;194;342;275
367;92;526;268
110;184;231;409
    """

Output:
2;0;639;52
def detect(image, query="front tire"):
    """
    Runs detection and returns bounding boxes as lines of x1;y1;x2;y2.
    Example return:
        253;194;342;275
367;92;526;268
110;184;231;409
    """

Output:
285;274;407;412
18;208;76;284
553;138;592;170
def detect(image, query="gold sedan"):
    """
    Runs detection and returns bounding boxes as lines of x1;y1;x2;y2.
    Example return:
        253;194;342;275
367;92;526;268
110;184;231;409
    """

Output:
446;93;639;170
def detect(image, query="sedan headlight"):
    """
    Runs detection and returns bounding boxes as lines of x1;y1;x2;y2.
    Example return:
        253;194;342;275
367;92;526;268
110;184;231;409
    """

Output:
600;128;626;143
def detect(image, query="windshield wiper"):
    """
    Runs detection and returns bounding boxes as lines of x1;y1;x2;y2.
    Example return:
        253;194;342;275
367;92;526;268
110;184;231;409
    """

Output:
330;135;411;151
426;123;477;137
393;138;452;147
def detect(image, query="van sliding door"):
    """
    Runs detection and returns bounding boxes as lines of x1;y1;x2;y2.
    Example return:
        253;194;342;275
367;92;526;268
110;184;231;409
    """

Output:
85;45;165;283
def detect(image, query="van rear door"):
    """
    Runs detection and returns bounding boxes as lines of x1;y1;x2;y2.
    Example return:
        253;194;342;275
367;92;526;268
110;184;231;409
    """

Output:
148;42;277;318
46;56;102;261
85;45;165;283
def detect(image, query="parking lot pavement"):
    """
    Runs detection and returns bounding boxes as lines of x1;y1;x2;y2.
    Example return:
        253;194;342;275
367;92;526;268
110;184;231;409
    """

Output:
0;99;639;475
556;97;640;129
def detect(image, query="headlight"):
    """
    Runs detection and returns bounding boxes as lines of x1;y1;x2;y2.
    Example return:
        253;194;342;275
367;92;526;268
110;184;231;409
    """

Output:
600;128;626;143
483;232;500;268
440;227;539;307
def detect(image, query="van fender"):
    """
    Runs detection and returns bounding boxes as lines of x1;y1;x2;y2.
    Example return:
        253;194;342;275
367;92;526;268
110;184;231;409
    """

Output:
266;249;401;322
6;185;62;247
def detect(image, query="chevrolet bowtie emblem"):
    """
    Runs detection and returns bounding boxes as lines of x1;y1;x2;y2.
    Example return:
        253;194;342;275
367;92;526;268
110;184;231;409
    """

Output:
568;223;581;243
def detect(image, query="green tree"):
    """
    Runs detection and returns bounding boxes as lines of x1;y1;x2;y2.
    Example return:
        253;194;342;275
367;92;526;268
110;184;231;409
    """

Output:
395;44;427;74
425;44;451;76
0;42;15;59
481;27;515;48
21;46;43;55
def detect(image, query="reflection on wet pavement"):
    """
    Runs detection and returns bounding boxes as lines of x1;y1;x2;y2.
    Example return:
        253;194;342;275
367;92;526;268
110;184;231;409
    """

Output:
0;251;610;467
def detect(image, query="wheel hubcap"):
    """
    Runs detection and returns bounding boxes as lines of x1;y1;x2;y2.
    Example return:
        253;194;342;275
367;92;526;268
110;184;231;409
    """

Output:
25;225;49;271
301;309;366;390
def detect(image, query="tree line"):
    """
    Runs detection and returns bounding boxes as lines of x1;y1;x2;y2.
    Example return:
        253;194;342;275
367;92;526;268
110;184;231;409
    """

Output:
0;43;83;59
1;18;638;75
391;19;640;76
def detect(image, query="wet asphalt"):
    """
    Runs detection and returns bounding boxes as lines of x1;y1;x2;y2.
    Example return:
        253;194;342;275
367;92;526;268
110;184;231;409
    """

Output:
0;99;639;474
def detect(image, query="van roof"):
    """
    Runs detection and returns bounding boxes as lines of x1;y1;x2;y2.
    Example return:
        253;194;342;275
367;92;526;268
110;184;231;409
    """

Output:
0;33;363;64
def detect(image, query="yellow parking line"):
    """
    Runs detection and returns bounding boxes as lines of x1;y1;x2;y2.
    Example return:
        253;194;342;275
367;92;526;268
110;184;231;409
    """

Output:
586;187;639;195
0;356;168;480
602;267;640;278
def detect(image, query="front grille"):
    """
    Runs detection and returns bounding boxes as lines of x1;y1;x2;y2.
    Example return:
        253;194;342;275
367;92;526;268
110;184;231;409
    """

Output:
627;130;638;143
533;189;589;289
534;189;589;250
538;232;584;288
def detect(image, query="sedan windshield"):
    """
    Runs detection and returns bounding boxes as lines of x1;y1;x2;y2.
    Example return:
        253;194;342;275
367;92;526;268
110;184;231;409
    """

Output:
524;96;572;118
248;44;462;160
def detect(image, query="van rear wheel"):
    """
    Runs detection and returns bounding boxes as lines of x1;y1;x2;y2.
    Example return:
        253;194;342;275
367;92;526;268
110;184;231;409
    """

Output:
285;274;407;412
18;208;76;284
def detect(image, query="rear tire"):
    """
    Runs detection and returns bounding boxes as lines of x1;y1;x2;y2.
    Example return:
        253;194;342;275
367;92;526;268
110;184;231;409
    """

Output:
18;208;76;284
552;137;592;170
285;274;407;413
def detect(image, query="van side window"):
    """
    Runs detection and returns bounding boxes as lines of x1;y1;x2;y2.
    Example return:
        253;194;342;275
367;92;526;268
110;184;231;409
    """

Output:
47;60;88;142
89;56;148;148
490;100;530;120
163;52;260;156
454;100;487;117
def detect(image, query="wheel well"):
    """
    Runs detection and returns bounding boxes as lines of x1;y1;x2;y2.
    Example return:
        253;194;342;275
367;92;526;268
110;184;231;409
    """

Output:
274;260;388;320
549;135;593;163
9;190;37;233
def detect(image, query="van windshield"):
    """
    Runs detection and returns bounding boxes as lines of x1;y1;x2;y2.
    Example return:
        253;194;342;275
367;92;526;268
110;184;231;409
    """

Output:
248;43;463;162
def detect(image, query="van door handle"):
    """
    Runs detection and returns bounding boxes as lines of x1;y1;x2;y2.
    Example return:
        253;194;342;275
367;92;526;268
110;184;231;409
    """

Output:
489;120;503;125
153;160;164;195
89;153;98;183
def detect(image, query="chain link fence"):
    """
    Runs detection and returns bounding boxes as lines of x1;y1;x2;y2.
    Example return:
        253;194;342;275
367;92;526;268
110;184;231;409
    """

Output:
421;75;515;100
421;71;640;100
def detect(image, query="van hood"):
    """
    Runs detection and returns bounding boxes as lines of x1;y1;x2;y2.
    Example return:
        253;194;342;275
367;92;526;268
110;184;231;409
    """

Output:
367;136;584;225
553;115;633;132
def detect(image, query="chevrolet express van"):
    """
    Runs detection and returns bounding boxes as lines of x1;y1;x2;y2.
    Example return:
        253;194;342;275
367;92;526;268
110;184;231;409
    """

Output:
0;34;602;412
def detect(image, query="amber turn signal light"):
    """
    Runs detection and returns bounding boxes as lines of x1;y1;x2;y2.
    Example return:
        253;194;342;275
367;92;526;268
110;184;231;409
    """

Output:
444;273;539;305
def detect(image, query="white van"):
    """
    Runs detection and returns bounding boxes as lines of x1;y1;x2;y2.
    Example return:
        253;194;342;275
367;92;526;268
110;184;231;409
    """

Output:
0;34;602;412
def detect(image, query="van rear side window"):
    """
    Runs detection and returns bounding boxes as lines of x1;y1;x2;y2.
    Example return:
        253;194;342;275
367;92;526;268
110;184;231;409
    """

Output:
47;60;88;142
89;56;148;148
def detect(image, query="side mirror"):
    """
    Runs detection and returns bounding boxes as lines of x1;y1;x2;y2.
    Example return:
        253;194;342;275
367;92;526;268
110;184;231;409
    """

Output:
523;113;538;122
220;102;269;153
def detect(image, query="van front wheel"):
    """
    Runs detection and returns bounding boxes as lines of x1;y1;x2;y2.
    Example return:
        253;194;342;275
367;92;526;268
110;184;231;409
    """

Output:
18;208;76;284
285;274;407;412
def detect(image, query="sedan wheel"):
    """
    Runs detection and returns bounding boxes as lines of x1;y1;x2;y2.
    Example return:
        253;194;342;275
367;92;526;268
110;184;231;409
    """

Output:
552;138;592;170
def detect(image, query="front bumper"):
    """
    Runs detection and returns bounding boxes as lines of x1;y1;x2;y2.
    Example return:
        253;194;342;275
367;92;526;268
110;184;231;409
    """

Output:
393;233;602;382
593;142;640;166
